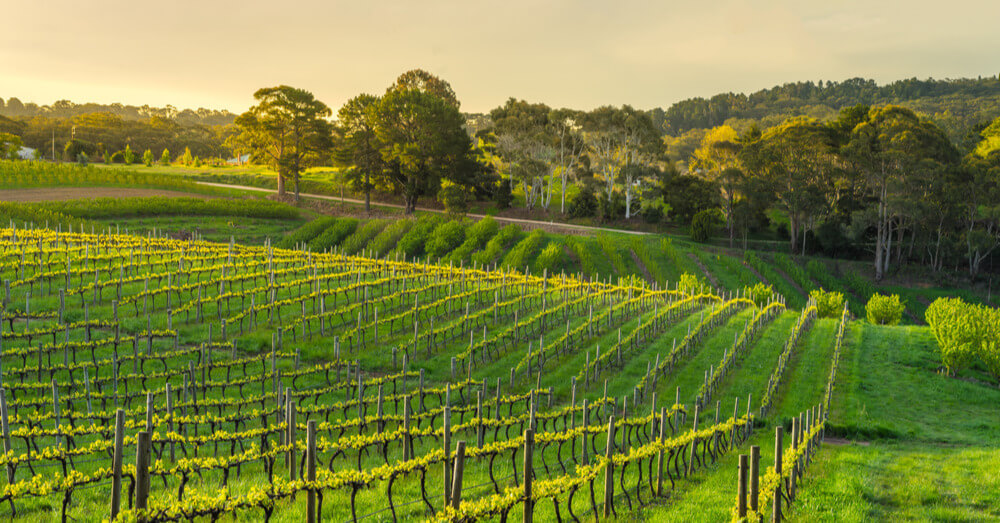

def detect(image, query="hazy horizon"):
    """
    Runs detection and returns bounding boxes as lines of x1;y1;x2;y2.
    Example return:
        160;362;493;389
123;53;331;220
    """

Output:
3;0;999;114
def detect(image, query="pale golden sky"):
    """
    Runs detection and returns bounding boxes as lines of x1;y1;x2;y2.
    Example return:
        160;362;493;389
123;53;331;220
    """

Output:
2;0;998;113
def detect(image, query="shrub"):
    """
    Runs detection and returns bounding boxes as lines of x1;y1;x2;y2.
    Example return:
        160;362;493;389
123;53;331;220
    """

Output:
340;219;388;256
534;241;564;274
437;181;471;216
76;152;88;166
640;203;664;224
396;215;444;259
503;230;545;271
568;189;598;218
368;219;413;257
926;297;981;374
744;282;775;307
124;145;135;165
865;293;905;325
110;151;125;163
160;149;171;166
143;149;154;167
277;216;338;249
678;272;708;295
308;218;358;251
472;224;519;266
810;288;845;317
425;220;466;259
691;209;720;242
449;216;499;264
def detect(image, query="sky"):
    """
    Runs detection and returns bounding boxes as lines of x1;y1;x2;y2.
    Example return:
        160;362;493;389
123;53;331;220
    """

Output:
2;0;999;114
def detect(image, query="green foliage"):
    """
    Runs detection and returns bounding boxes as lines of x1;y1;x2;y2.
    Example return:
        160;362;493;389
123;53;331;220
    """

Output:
123;144;135;165
471;224;519;266
160;149;170;166
534;241;564;274
810;288;845;318
690;209;720;242
142;149;154;167
425;220;466;259
866;293;905;325
395;215;444;259
277;216;338;249
308;218;358;251
595;234;628;276
36;197;300;220
368;219;413;257
437;181;472;216
678;272;708;295
640;202;664;224
502;229;545;271
744;282;775;307
448;216;499;264
0;160;209;193
110;150;125;163
76;152;88;166
568;238;599;276
0;132;23;160
845;270;878;301
926;297;982;374
340;219;388;256
772;253;814;292
568;188;598;218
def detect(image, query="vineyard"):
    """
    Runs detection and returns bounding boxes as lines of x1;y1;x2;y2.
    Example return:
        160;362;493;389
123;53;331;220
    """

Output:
0;221;861;522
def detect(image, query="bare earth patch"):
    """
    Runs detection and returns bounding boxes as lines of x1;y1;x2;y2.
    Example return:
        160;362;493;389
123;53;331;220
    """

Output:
0;188;214;202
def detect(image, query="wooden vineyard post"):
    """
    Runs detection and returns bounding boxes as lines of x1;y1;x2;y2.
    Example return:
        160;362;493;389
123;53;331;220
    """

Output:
772;426;783;523
603;414;615;518
451;440;466;510
307;420;317;523
738;454;749;519
750;445;760;514
165;383;175;461
581;399;590;465
443;406;452;507
110;409;124;520
687;404;700;476
476;391;484;448
287;393;297;480
135;430;151;514
523;429;534;523
403;396;412;460
656;406;667;496
0;390;11;488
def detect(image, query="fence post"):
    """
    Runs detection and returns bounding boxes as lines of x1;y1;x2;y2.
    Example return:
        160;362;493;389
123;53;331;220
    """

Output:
738;453;748;519
523;429;534;523
135;430;151;513
750;445;760;513
772;426;783;522
451;440;466;510
603;414;615;518
307;420;317;523
656;406;667;496
110;409;124;520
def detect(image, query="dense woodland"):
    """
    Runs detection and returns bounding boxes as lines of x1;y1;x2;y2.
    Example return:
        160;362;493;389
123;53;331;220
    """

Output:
3;74;1000;282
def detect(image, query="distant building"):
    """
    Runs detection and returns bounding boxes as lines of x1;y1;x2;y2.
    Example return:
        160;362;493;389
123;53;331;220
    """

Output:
226;154;250;165
15;146;36;160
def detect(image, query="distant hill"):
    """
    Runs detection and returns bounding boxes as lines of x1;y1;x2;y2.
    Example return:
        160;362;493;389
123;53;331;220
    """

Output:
0;97;236;127
649;75;1000;143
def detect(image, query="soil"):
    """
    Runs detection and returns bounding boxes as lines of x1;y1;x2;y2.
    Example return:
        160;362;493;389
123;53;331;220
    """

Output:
0;188;213;201
629;248;655;285
687;253;720;289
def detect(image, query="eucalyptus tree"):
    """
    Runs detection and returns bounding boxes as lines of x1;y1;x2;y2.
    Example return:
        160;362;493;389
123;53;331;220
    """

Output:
582;106;662;219
691;125;742;245
490;98;553;210
548;109;585;213
233;86;333;200
333;94;382;213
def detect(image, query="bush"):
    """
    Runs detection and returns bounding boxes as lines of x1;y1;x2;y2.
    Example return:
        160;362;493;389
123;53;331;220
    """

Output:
448;216;499;264
472;224;519;266
691;209;720;242
278;216;338;249
810;288;845;317
368;219;413;257
143;149;154;167
308;218;358;251
340;219;388;256
926;297;980;374
124;145;135;165
110;151;125;163
503;230;545;271
160;149;171;166
865;293;905;325
437;181;472;216
76;152;88;166
744;282;775;307
426;220;466;259
568;188;598;218
396;215;444;259
678;272;708;295
534;241;564;274
640;203;664;224
597;191;625;221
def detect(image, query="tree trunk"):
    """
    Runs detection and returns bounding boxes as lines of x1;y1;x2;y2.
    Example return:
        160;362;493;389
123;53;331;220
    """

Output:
294;172;301;203
277;171;286;196
560;171;567;214
364;170;371;214
788;215;799;255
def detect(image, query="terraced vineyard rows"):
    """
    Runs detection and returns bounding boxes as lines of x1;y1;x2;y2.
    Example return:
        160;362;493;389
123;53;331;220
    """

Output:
0;224;847;522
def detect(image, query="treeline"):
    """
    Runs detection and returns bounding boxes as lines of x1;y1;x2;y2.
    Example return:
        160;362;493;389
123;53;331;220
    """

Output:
0;97;235;125
649;76;1000;141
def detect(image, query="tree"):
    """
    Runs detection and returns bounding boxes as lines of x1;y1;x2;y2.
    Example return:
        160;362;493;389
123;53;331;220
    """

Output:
389;69;460;109
160;148;171;166
374;87;476;213
490;99;552;210
143;149;154;167
0;132;22;159
843;106;958;280
180;147;193;166
742;118;836;255
582;106;663;219
124;144;135;165
548;109;585;213
234;86;334;200
333;94;382;213
691;125;742;245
